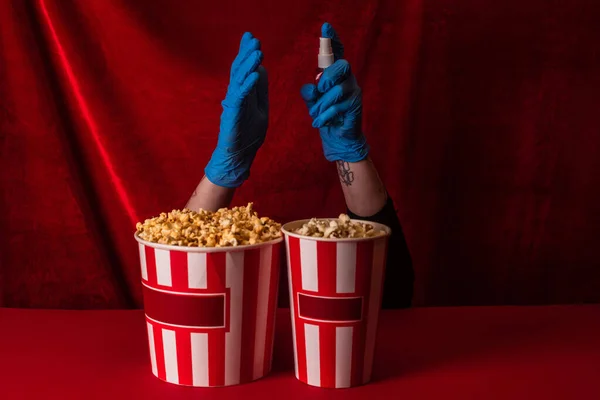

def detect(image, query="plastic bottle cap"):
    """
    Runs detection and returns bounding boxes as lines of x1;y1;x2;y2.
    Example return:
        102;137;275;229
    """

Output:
318;37;334;68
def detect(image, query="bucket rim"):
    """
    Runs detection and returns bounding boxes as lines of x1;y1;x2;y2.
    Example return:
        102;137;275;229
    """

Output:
281;218;391;243
134;232;283;252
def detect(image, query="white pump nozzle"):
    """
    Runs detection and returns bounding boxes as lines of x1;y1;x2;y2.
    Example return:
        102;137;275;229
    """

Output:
318;37;334;68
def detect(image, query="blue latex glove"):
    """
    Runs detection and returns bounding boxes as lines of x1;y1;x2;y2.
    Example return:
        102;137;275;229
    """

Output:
205;32;268;188
300;22;369;163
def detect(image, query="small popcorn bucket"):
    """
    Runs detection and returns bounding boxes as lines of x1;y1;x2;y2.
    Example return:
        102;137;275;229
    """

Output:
134;234;282;387
281;219;391;388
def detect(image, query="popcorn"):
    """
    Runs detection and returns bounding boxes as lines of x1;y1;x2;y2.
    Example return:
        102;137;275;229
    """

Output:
136;203;281;247
294;214;385;239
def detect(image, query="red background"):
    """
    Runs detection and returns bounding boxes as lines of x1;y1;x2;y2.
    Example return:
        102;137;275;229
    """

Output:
2;0;600;309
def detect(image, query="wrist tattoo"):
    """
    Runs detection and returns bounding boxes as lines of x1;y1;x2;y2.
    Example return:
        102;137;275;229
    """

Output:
336;161;355;186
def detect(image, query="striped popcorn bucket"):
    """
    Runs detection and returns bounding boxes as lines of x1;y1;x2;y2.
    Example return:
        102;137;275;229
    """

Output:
134;234;282;387
281;219;391;388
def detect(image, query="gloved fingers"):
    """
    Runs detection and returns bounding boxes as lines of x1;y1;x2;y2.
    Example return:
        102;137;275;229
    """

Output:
321;22;344;60
239;31;253;51
256;65;269;112
317;59;351;93
231;34;261;80
239;71;260;100
300;83;319;109
235;50;263;85
233;33;260;69
312;96;353;128
309;79;354;118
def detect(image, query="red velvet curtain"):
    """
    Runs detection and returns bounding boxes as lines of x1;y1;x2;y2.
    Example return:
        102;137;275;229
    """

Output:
2;0;600;309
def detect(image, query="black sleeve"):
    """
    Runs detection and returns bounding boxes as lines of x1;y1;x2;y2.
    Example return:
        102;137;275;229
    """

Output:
347;195;414;308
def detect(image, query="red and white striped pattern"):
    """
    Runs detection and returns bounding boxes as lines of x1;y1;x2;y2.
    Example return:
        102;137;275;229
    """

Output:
137;241;281;386
285;235;388;388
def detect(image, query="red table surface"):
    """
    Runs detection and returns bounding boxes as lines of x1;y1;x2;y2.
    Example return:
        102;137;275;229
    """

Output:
1;306;599;399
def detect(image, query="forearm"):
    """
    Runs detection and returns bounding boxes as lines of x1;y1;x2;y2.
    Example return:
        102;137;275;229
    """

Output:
336;157;387;217
185;176;235;212
338;158;413;308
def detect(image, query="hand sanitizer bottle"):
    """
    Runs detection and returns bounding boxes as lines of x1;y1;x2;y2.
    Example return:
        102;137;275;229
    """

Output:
316;37;334;82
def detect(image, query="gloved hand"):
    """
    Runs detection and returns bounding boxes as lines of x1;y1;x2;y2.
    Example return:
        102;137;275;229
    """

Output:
300;22;369;163
205;32;269;188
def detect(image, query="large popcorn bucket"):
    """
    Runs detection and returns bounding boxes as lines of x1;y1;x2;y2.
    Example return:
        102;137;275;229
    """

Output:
134;234;282;386
281;219;391;388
